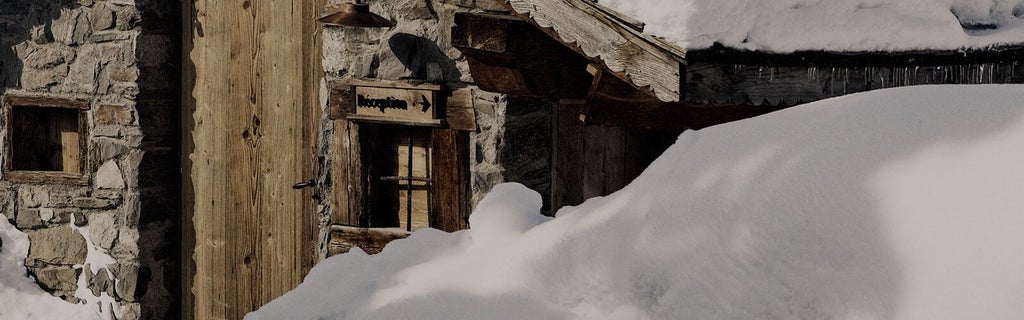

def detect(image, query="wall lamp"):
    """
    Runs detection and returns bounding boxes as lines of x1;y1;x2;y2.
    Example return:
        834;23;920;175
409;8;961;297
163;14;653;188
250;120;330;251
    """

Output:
319;0;396;28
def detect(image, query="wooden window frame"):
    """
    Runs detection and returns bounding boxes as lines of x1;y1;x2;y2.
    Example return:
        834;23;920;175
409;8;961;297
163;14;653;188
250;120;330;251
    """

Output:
2;94;91;185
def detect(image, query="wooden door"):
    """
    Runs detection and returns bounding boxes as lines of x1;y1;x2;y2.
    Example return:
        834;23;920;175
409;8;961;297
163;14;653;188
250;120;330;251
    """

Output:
181;0;323;319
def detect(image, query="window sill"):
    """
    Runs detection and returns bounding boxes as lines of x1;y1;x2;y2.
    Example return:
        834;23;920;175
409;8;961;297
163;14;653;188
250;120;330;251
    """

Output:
1;171;89;185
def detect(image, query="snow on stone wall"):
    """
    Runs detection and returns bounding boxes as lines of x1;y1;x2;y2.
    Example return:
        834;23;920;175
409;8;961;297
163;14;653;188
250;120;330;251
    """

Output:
0;1;180;319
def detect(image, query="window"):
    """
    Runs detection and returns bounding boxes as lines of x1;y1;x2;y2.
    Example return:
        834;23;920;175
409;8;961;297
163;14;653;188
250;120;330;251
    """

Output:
363;124;433;232
3;94;89;184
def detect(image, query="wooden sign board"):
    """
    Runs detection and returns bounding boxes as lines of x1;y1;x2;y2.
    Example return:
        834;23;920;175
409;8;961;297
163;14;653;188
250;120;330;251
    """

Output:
354;86;437;124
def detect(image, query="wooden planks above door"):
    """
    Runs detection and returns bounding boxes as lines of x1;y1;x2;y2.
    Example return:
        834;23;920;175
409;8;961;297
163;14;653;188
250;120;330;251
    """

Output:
182;0;323;319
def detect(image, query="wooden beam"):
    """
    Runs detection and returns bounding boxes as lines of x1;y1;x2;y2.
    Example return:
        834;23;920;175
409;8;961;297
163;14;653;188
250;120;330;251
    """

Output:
505;0;686;102
453;12;593;99
328;225;410;256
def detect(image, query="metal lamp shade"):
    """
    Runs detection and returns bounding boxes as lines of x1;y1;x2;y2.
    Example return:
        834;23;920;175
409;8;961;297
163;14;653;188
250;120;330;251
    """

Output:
319;3;395;28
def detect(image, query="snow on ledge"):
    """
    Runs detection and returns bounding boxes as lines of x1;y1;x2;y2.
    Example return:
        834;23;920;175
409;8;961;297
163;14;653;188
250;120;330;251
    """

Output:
600;0;1024;53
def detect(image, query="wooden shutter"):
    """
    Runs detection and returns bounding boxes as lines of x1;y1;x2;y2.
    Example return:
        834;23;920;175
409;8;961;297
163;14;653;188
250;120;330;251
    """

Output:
429;129;470;232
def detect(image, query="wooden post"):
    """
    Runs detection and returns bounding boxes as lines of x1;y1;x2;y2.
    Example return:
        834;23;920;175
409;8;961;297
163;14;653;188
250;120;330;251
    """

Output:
181;0;321;318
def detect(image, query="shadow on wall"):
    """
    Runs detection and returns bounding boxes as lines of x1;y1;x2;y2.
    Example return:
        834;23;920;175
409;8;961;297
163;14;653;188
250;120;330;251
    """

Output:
387;33;462;83
133;0;182;319
0;0;73;94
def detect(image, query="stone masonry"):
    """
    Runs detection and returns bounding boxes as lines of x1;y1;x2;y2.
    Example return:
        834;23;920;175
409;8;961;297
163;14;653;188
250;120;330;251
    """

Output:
0;0;180;319
316;0;553;258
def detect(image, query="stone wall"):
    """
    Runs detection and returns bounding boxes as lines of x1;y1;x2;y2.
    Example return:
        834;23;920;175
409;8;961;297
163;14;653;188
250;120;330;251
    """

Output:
317;0;553;258
0;0;179;319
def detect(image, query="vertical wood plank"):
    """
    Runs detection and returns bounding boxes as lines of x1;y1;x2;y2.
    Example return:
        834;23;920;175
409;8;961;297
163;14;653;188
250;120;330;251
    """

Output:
183;0;319;318
583;125;627;199
347;123;366;227
551;101;585;212
331;120;352;226
58;112;80;173
430;129;470;232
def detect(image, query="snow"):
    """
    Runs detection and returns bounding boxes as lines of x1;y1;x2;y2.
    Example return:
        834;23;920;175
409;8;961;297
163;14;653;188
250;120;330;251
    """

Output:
598;0;1024;52
249;84;1024;320
0;218;101;320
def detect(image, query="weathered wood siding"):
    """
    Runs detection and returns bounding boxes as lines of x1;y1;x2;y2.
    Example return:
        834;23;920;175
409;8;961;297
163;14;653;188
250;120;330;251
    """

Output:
181;0;322;319
506;0;686;102
686;49;1024;106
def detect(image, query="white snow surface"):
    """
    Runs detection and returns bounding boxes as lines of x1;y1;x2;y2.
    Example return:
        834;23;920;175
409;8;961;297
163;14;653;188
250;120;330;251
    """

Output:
0;218;101;320
599;0;1024;52
249;84;1024;320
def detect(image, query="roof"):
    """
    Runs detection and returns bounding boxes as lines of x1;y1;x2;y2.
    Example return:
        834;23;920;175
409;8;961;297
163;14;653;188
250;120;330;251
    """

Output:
506;0;687;102
600;0;1024;53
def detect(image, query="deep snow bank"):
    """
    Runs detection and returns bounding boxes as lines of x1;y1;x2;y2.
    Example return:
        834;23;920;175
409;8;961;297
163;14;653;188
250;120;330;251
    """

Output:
0;218;100;319
250;85;1024;320
600;0;1024;52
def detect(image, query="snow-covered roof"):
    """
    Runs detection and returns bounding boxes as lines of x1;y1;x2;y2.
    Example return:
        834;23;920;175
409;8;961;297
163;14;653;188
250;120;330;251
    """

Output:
602;0;1024;53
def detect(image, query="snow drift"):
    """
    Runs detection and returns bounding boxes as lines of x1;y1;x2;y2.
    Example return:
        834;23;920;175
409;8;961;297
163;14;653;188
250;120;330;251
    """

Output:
0;218;100;319
600;0;1024;52
249;84;1024;320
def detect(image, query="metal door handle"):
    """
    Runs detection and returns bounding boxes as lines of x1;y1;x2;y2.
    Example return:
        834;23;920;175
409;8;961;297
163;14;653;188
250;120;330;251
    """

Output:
292;179;316;190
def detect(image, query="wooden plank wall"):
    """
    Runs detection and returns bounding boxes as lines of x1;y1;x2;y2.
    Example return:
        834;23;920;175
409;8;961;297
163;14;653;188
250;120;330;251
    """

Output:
181;0;322;319
552;101;677;212
686;61;1024;106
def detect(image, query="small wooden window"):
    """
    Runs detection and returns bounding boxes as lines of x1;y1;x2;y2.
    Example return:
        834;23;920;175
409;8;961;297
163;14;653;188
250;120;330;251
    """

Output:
3;94;89;184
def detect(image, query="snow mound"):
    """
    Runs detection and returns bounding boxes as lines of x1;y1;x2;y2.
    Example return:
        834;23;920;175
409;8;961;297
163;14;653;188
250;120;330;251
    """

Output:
0;218;100;320
250;84;1024;320
599;0;1024;52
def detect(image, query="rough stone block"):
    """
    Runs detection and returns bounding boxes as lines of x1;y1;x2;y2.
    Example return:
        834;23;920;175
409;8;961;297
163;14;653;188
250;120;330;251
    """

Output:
88;267;115;297
93;125;122;138
96;160;127;190
29;266;81;292
73;197;120;210
39;208;55;222
117;303;141;320
94;190;123;202
88;211;118;250
61;44;103;94
111;228;139;260
114;263;140;301
90;31;133;43
109;65;138;82
95;105;135;125
31;25;53;44
15;209;44;229
475;0;512;12
0;188;15;221
73;211;89;227
23;45;75;69
20;65;69;90
115;6;141;31
118;192;140;226
95;137;132;162
17;187;49;208
91;4;116;31
26;226;88;266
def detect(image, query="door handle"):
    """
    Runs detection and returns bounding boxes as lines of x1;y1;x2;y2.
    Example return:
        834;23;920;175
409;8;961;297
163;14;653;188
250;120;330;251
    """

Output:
292;179;316;190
